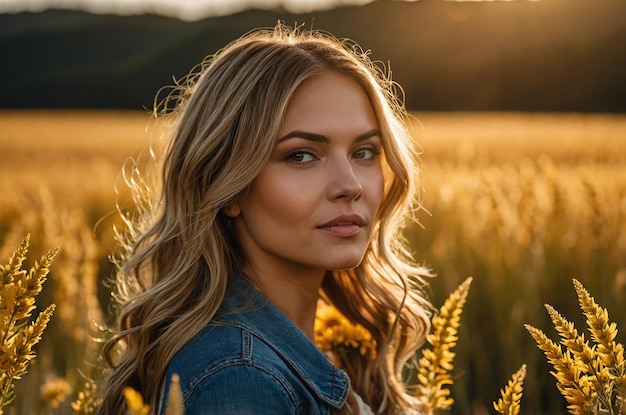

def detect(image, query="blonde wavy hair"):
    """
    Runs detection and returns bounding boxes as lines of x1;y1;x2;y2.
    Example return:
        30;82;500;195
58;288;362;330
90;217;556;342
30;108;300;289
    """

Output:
100;23;431;414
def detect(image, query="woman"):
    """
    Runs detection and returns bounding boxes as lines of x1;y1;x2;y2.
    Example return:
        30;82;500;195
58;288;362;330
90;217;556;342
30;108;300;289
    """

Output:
100;23;432;414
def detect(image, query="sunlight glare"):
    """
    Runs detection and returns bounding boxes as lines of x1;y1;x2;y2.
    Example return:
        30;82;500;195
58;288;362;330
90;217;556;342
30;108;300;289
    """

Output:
0;0;377;19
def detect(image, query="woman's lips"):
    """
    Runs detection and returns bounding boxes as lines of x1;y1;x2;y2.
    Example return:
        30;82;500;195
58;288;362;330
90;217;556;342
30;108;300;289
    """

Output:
317;214;365;237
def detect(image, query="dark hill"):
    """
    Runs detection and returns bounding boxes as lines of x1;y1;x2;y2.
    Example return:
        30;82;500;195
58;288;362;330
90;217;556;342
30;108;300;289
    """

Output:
1;0;625;111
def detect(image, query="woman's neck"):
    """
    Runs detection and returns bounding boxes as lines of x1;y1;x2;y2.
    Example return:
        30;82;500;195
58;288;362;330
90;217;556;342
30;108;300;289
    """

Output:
243;263;326;340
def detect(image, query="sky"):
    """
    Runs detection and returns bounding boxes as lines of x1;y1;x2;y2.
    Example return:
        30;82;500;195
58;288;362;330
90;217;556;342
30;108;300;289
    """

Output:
0;0;379;19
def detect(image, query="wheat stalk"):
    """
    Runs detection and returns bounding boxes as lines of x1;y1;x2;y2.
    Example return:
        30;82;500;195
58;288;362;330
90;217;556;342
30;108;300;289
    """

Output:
165;374;184;415
493;364;526;415
525;324;597;415
415;277;472;414
0;235;57;411
545;304;596;373
526;279;626;415
574;279;626;413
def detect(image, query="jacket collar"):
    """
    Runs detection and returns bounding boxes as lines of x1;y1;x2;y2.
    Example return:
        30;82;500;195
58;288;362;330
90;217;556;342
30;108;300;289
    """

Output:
215;275;350;409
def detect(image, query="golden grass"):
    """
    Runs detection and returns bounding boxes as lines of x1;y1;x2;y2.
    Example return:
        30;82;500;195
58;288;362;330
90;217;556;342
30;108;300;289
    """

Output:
493;365;526;415
0;110;624;414
416;277;472;413
0;111;154;414
526;280;626;415
411;112;626;166
0;235;56;412
0;110;151;208
408;112;626;415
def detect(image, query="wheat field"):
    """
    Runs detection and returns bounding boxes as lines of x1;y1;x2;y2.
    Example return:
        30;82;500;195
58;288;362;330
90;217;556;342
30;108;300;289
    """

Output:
1;110;625;414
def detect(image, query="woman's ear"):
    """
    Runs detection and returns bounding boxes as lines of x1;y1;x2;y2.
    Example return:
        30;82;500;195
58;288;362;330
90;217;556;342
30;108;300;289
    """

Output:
222;198;241;217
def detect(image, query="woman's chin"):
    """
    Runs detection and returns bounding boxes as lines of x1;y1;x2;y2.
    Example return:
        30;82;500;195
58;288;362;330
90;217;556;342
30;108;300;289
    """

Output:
324;255;366;272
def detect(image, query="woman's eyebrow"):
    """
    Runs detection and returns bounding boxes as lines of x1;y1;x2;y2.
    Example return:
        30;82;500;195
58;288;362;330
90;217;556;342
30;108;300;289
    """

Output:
277;128;381;144
354;129;382;142
277;131;327;143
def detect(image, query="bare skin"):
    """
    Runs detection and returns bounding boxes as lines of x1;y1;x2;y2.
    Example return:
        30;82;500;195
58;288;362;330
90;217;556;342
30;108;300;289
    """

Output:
226;71;384;340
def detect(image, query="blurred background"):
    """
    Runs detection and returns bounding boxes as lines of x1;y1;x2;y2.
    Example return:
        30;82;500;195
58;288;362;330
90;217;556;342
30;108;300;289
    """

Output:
1;0;625;414
1;0;625;111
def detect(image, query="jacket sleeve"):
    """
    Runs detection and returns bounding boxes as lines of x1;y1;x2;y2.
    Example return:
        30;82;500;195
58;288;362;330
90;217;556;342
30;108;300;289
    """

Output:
182;364;299;415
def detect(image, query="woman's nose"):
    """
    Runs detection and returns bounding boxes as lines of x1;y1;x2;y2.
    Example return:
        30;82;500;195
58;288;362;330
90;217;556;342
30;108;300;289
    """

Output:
327;158;363;202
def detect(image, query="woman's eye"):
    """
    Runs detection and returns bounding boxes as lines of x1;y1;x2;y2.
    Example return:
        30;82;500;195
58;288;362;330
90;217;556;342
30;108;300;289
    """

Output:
353;147;379;160
288;151;316;163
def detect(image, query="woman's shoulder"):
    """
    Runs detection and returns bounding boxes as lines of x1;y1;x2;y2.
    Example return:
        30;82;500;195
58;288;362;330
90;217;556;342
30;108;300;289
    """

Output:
167;322;292;382
176;356;300;414
164;277;350;413
164;324;323;414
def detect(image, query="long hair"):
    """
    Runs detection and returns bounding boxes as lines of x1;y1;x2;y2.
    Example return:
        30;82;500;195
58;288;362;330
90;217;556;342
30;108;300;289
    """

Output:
99;23;431;414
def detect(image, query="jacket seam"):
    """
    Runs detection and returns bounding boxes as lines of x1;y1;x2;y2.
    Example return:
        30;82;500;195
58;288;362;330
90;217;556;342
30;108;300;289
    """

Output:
184;360;300;408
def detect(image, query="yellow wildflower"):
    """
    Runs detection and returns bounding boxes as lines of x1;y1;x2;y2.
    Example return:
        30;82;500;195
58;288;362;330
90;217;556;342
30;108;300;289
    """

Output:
314;301;377;360
120;374;185;415
41;377;72;408
71;378;102;415
124;387;150;415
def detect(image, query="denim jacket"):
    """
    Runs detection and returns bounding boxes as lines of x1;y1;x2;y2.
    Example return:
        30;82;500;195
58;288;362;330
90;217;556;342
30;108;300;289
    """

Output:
161;275;350;414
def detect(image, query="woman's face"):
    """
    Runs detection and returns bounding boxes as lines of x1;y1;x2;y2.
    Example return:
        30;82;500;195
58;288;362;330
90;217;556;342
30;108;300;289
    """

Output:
228;71;384;281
